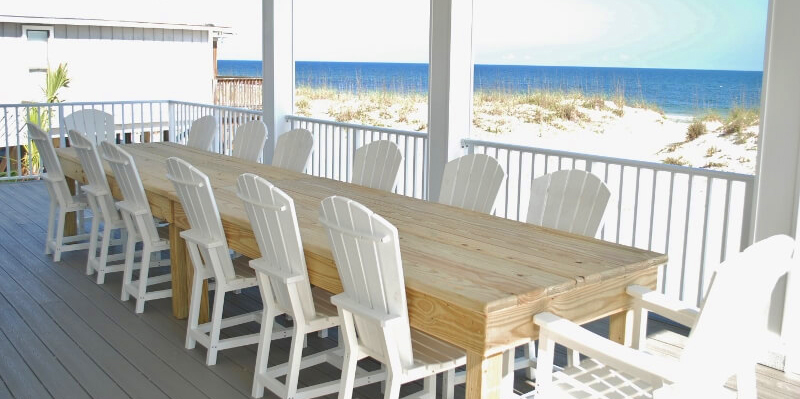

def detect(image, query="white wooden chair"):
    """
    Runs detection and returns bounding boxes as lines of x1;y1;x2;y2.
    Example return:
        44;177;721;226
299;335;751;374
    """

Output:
529;234;795;399
70;129;129;284
236;174;382;399
64;109;116;143
438;153;506;214
27;123;91;261
272;128;314;173
514;169;612;379
100;141;171;313
231;120;268;162
319;195;466;399
351;140;403;192
185;115;218;152
527;169;611;235
165;157;290;366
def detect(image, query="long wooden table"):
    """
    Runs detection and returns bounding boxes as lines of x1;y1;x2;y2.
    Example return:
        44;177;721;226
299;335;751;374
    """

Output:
57;142;666;398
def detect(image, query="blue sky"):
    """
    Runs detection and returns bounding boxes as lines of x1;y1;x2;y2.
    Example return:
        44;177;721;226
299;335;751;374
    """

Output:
28;0;768;71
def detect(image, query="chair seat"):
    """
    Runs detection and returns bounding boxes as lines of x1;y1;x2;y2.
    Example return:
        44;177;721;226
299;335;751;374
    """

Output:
543;358;737;399
405;329;466;380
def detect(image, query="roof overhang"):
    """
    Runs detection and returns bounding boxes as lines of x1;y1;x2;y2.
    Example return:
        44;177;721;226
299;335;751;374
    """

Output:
0;15;233;36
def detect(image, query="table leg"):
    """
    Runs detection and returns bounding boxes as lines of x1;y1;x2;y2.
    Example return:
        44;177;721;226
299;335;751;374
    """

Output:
465;351;505;399
609;309;633;345
169;223;209;322
64;177;78;236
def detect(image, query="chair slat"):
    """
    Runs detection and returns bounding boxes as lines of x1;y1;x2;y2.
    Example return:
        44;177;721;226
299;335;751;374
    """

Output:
231;120;268;162
528;169;611;237
185;115;218;151
351;140;403;192
64;109;115;144
438;153;506;214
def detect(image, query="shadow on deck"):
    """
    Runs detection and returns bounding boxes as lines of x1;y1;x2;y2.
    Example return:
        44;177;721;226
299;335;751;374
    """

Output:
0;181;797;398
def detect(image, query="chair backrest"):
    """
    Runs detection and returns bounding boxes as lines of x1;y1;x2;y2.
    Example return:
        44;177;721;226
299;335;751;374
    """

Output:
100;141;159;239
63;109;115;144
319;195;413;368
236;173;316;320
272;128;314;173
26;122;74;205
351;140;403;192
231;120;268;162
69;129;120;222
677;234;794;392
165;157;236;280
527;169;611;237
185;115;218;151
438;153;506;214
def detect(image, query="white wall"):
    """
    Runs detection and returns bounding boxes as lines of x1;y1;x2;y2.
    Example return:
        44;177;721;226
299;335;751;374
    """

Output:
0;22;213;104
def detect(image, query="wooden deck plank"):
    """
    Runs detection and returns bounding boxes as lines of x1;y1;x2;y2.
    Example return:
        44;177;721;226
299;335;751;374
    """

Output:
0;268;128;399
0;328;52;399
0;210;228;399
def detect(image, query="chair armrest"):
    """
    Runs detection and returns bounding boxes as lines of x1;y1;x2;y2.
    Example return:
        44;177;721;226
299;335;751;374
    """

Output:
116;201;150;216
534;312;681;384
331;294;405;328
80;184;110;197
627;285;700;328
249;258;305;284
42;173;64;183
179;229;227;249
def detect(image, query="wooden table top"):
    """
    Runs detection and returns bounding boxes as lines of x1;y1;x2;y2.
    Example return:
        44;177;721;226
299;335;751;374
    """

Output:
57;142;666;354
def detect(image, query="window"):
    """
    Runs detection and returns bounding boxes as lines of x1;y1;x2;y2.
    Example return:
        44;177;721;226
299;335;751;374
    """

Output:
23;26;53;73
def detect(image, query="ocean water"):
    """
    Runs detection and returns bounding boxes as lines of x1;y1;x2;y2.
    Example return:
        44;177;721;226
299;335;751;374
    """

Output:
218;60;763;116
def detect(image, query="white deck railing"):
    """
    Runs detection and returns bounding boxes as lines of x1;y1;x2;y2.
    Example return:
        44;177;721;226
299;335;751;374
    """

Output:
0;99;756;307
463;138;755;306
286;115;429;199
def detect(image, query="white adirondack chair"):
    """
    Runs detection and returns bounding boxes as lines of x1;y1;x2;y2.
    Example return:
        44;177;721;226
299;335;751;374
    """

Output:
185;115;218;152
527;169;611;236
319;196;466;399
516;169;613;377
69;130;129;284
231;120;268;162
26;123;90;261
351;140;403;192
64;109;116;143
100;141;171;313
236;174;382;399
529;234;795;399
272;128;314;173
165;157;290;365
438;153;506;214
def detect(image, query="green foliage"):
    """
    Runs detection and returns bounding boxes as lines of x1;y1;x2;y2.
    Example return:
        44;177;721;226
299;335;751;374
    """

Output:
723;107;759;135
662;156;689;166
24;63;71;175
686;120;707;141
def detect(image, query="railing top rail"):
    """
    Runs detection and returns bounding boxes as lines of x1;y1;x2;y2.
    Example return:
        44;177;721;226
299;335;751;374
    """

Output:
0;100;170;108
286;115;428;138
462;138;755;181
169;100;263;115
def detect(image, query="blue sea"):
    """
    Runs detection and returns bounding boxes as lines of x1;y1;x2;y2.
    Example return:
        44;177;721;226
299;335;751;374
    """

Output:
218;60;763;116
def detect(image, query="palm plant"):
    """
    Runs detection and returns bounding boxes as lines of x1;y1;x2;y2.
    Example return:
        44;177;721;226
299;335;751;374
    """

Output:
24;63;70;175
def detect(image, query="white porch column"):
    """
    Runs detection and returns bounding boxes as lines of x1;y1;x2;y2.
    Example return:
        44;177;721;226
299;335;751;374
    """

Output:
262;0;294;164
427;0;475;201
752;0;800;373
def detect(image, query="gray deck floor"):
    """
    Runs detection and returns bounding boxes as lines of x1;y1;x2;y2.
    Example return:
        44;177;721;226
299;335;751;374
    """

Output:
0;181;798;399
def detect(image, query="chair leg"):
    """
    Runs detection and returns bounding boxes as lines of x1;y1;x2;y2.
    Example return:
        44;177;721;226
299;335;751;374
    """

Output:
54;208;67;262
86;212;100;275
185;273;204;350
422;375;436;399
45;201;56;255
251;307;276;398
443;369;455;399
206;289;226;366
524;341;537;379
284;325;306;399
337;346;358;399
134;244;152;314
121;234;138;302
383;369;401;399
96;224;113;284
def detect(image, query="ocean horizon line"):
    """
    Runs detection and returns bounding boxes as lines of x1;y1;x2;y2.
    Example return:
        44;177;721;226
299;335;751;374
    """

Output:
219;60;763;74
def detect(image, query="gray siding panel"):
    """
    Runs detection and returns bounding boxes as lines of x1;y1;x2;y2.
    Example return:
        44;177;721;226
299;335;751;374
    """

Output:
1;22;21;38
54;24;67;39
66;24;79;39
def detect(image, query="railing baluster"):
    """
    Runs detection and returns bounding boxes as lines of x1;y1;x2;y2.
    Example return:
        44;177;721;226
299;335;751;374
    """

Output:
679;174;694;302
697;176;714;305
